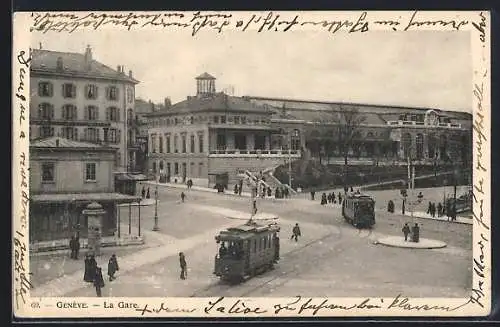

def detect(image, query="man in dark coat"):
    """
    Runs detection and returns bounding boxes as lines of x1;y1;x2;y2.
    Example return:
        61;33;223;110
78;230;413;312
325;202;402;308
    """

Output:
430;203;436;218
181;192;186;203
94;266;105;297
69;236;76;259
402;223;411;241
234;184;239;194
238;180;243;196
89;255;98;282
310;191;315;201
338;192;342;204
74;236;80;260
83;255;93;282
388;200;394;213
179;252;187;280
267;187;272;197
107;254;119;281
141;186;146;199
275;188;281;199
411;223;420;242
284;187;289;199
437;202;443;217
291;223;301;242
427;202;432;215
146;187;151;199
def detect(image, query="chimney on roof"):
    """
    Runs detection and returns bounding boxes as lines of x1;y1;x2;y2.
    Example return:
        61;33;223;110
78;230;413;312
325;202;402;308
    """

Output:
164;97;171;109
117;65;121;73
39;42;43;50
129;70;133;78
84;45;92;70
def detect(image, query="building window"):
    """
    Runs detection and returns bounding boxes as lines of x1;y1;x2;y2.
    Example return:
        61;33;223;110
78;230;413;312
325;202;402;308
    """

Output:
85;106;99;120
108;128;119;143
198;133;204;153
106;86;119;101
62;104;77;120
198;162;203;176
221;116;226;124
152;161;157;174
62;83;76;98
85;163;97;181
62;127;78;140
127;87;134;103
38;103;54;119
159;136;164;153
213;116;219;124
39;126;55;138
182;135;187;153
151;134;157;153
85;128;99;143
190;162;195;175
174;163;179;175
38;82;53;97
166;135;171;153
106;107;120;122
241;116;247;124
174;134;179;153
190;134;195;153
234;116;240;124
41;163;55;182
85;84;98;99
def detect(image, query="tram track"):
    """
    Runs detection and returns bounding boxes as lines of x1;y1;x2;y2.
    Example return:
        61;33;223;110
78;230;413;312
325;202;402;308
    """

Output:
189;224;359;297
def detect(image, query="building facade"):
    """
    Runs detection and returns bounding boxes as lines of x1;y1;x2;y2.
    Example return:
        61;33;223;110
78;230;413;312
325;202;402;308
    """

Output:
145;73;303;188
29;137;139;242
30;46;140;173
144;74;472;189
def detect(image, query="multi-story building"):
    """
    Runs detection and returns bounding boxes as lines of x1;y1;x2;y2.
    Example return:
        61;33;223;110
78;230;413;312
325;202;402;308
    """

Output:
30;46;140;173
145;73;304;188
29;137;140;242
145;73;472;189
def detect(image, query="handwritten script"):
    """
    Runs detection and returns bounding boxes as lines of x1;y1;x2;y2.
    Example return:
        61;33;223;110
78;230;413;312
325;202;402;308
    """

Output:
31;11;471;36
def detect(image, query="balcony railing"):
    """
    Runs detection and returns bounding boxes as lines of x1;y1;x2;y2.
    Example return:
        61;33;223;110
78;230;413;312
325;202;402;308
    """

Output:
209;149;301;157
386;121;462;128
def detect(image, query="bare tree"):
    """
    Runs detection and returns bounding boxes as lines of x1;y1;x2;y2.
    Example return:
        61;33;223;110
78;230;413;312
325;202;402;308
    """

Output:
332;105;366;189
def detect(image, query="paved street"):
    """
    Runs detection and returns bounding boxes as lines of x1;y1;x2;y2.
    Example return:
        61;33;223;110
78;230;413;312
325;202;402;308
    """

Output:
31;186;472;298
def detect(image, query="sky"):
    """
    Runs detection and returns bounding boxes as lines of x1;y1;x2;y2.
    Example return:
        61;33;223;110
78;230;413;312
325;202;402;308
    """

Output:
31;29;472;112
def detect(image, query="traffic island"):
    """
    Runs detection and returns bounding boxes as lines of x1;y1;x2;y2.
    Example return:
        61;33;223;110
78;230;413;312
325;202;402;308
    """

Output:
375;236;447;249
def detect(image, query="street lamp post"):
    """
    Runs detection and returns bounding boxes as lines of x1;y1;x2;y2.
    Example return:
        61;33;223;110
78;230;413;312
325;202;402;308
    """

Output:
153;185;160;231
452;167;458;221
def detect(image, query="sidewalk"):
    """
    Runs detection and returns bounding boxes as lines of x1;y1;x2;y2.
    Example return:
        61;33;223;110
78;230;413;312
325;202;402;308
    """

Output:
117;198;155;207
401;211;473;225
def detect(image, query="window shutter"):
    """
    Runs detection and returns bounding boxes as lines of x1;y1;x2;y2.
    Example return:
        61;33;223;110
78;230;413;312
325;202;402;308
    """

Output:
85;85;89;98
38;126;42;138
74;128;78;140
84;107;88;120
96;107;99;120
117;108;120;122
84;128;88;141
115;88;119;100
50;105;55;119
62;105;66;119
105;87;109;100
62;84;65;97
117;129;122;144
106;108;110;121
95;86;98;99
72;84;76;98
38;83;43;96
73;106;77;120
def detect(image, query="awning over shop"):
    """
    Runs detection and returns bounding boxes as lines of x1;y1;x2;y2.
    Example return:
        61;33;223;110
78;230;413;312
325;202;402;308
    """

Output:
115;173;148;181
31;193;141;204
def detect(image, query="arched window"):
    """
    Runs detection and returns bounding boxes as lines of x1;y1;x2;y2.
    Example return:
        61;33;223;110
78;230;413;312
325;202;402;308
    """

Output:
159;161;164;171
402;133;412;159
415;133;424;159
427;134;437;159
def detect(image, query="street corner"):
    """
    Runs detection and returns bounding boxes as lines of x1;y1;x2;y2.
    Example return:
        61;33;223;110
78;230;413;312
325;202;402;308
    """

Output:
376;235;447;249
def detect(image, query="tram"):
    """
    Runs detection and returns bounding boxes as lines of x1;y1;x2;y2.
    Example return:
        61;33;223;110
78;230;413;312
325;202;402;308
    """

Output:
341;193;376;228
214;220;280;283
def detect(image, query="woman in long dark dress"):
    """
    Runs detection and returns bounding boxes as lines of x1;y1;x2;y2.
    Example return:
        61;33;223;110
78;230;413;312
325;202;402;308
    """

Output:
83;255;93;282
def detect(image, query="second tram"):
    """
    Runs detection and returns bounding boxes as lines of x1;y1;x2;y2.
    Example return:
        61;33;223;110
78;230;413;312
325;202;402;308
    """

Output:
342;193;376;228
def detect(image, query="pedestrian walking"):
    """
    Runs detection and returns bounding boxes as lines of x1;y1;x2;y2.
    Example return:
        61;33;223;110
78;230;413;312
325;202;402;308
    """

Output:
437;202;443;217
181;192;186;203
141;186;146;199
107;254;119;281
234;184;239;194
310;191;315;201
83;255;93;282
402;223;410;241
284;187;289;199
430;202;436;218
74;236;80;260
146;187;151;199
89;255;97;281
179;252;187;280
338;192;342;204
411;223;420;242
238;180;243;196
321;193;327;205
427;201;432;215
94;266;105;297
69;236;76;259
267;187;272;197
387;200;394;213
291;223;301;242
